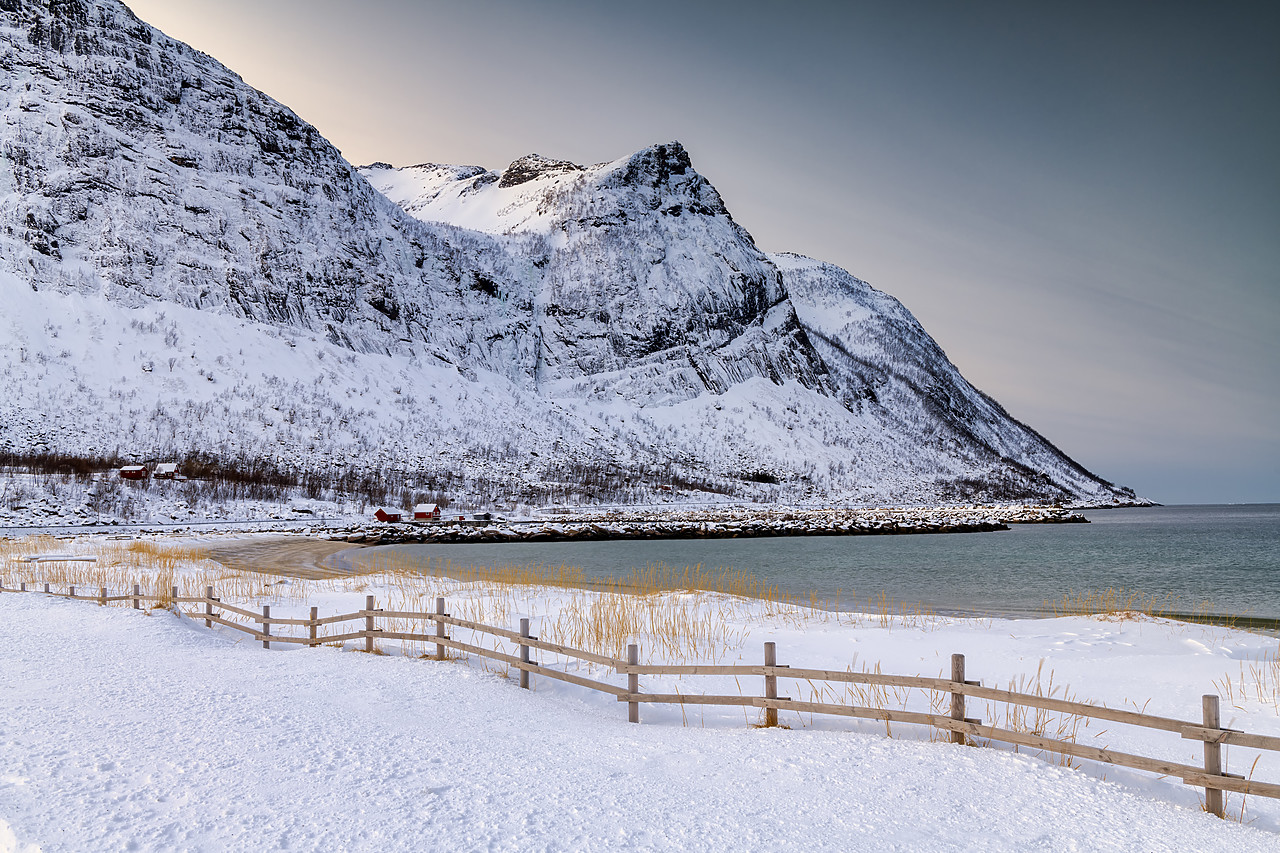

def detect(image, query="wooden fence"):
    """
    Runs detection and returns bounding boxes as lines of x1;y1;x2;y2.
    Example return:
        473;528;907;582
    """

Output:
4;580;1279;819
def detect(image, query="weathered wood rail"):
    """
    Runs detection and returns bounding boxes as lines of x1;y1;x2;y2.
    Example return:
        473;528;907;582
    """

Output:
3;580;1277;818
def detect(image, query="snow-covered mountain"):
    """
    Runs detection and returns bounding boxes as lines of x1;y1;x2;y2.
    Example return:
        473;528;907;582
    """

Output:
361;150;1132;503
0;0;1137;506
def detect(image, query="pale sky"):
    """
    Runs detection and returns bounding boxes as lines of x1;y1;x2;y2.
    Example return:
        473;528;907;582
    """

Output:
126;0;1279;504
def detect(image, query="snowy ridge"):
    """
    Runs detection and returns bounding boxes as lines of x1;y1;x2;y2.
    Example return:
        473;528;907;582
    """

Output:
775;253;1116;499
0;0;1137;506
364;146;1133;503
368;143;817;400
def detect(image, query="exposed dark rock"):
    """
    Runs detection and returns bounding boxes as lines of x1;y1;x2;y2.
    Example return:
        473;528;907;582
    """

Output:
499;154;583;188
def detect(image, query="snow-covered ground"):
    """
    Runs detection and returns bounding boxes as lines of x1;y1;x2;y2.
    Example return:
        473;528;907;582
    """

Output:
2;547;1278;851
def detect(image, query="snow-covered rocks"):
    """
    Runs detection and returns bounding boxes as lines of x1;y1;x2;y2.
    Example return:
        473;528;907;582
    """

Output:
329;504;1093;545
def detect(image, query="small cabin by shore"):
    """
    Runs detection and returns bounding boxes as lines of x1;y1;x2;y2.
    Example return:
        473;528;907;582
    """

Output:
119;465;148;481
374;508;403;523
414;503;441;520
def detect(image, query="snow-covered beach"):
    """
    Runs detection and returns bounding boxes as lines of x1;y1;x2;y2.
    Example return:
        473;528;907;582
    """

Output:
2;534;1279;851
0;2;1272;851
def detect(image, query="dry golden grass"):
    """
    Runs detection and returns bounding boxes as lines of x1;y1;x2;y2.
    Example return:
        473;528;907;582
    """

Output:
355;550;782;601
355;551;763;665
1214;642;1280;712
1222;755;1264;825
983;660;1085;766
1046;587;1223;624
367;562;763;667
0;535;312;608
2;535;217;606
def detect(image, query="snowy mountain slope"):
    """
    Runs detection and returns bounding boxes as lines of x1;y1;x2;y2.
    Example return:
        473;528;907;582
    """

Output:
363;151;1132;503
0;0;1137;505
773;253;1119;499
0;266;702;506
367;145;829;404
0;0;539;381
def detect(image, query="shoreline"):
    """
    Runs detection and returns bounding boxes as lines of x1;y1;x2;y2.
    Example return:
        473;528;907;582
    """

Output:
7;513;1276;632
325;505;1086;545
328;519;1013;545
204;535;359;580
203;533;1280;635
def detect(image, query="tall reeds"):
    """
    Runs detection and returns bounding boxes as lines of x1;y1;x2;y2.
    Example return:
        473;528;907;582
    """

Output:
1046;587;1219;622
1214;642;1280;712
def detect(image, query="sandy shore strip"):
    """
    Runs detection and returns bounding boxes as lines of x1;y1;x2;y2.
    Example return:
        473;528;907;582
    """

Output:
205;535;364;579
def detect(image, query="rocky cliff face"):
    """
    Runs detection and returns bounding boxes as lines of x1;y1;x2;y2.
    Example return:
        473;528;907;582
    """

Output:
365;143;830;407
0;0;1136;505
0;0;539;377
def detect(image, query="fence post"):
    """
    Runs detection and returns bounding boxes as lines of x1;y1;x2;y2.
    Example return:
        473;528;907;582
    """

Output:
435;597;446;661
205;586;214;629
1203;694;1225;818
20;582;26;592
99;586;106;606
171;585;179;613
519;617;531;690
365;595;375;653
132;584;139;610
950;654;967;746
764;642;778;727
43;583;49;594
627;643;639;724
262;605;271;650
309;606;318;647
69;585;75;599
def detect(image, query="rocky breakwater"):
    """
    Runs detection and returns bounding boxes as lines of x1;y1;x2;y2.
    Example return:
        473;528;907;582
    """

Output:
329;505;1086;546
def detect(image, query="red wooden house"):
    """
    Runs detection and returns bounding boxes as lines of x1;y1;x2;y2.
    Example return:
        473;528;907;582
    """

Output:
374;508;403;523
414;503;441;520
119;465;148;480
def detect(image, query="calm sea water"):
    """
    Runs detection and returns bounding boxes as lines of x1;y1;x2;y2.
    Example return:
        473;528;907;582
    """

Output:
379;505;1280;619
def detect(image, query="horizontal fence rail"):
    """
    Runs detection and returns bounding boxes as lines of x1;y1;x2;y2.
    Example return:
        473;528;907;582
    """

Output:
2;580;1276;818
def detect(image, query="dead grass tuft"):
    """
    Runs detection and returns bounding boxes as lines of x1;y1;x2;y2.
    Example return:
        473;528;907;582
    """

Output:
1046;587;1223;625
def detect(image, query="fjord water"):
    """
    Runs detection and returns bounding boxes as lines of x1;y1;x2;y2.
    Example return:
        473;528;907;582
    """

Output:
384;505;1280;619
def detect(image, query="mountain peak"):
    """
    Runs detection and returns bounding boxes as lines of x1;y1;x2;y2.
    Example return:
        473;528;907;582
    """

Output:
498;154;583;188
616;141;692;185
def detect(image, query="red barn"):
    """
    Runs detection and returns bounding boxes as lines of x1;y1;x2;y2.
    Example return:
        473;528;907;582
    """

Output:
119;465;148;480
414;503;441;520
374;508;403;523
